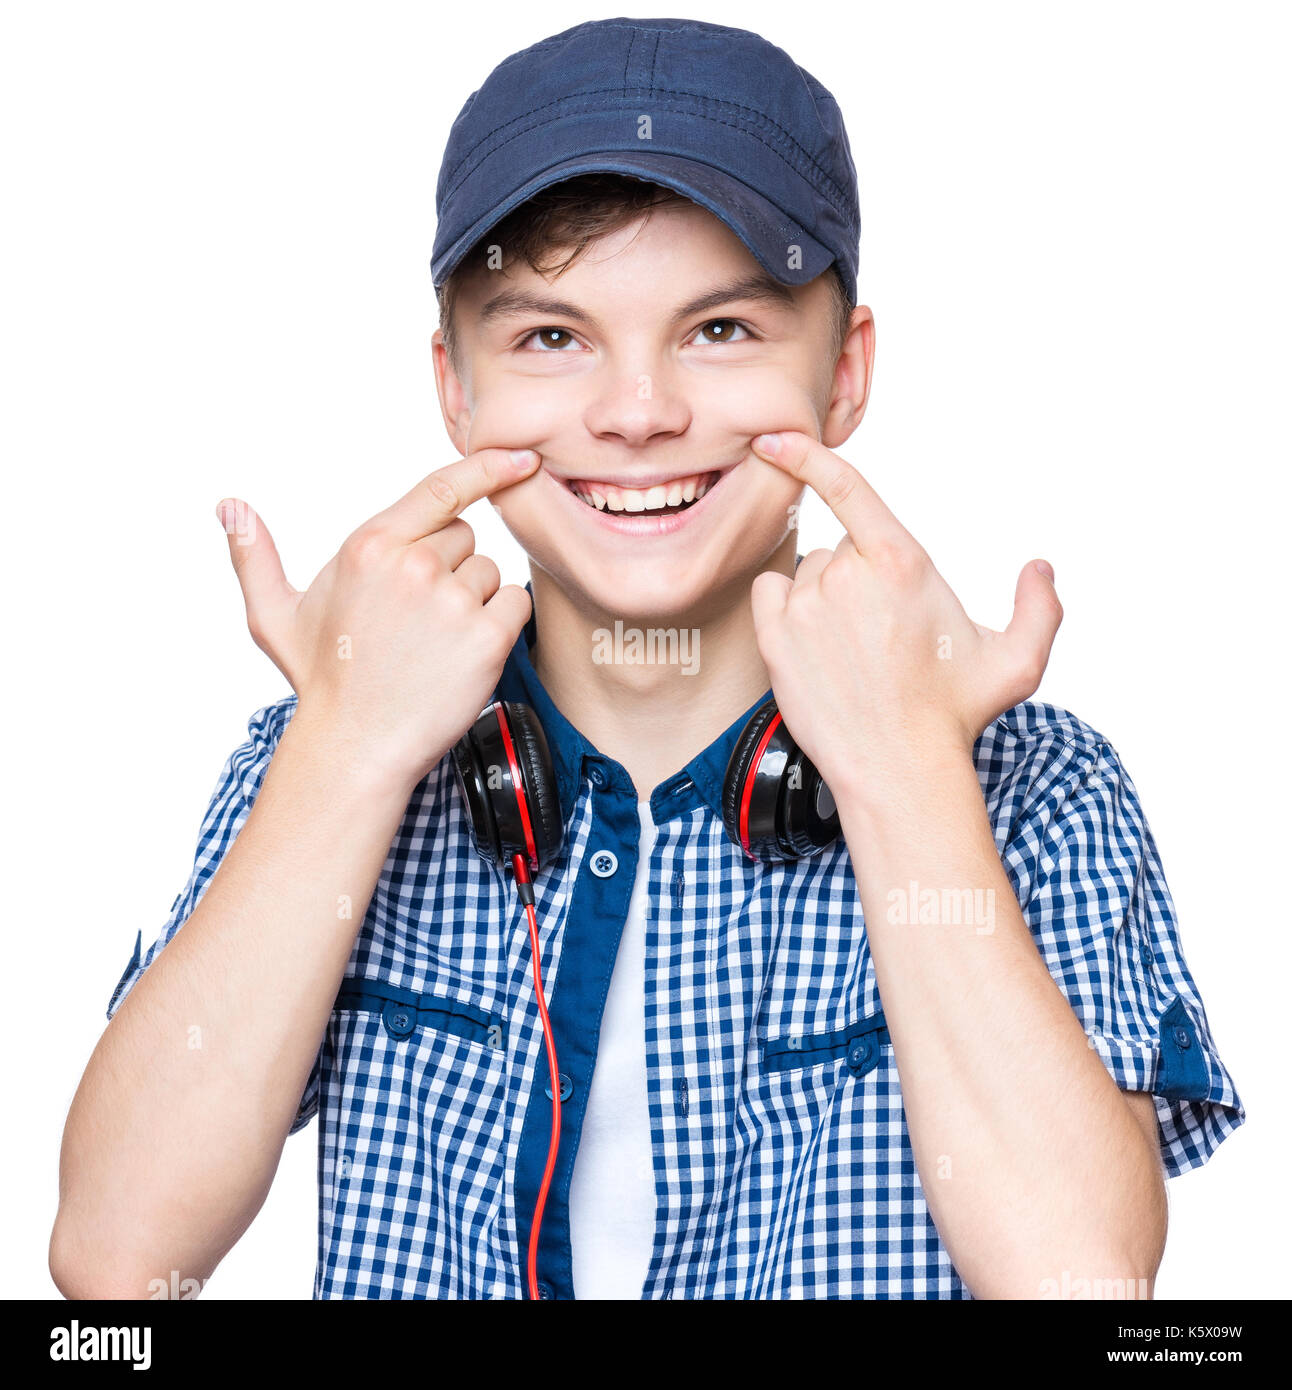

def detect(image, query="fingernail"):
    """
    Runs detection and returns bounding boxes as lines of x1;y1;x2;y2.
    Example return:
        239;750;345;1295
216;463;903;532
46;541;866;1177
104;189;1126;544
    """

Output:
752;433;782;457
509;449;539;468
215;499;233;528
1034;559;1055;581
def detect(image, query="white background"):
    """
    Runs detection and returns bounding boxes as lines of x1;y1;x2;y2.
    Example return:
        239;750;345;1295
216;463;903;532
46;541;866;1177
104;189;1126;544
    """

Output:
2;0;1286;1299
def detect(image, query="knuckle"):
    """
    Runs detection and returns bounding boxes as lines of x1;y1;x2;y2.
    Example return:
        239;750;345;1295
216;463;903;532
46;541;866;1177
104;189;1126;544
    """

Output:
1016;648;1046;691
425;473;459;512
787;575;823;612
493;588;529;632
341;527;388;570
445;517;476;551
822;469;857;510
440;575;476;613
473;555;501;587
818;554;851;592
245;613;267;649
889;539;927;581
401;545;443;586
866;536;909;574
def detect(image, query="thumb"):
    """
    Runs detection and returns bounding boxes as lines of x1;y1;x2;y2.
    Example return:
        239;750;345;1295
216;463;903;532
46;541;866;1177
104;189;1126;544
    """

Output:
215;499;296;656
1001;559;1063;691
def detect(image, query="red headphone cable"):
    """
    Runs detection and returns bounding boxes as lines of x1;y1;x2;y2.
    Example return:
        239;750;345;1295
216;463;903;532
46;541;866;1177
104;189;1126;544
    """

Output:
511;851;562;1301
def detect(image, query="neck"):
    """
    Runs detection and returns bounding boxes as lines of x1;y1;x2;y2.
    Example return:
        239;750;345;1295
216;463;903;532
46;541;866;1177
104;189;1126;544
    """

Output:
528;535;798;798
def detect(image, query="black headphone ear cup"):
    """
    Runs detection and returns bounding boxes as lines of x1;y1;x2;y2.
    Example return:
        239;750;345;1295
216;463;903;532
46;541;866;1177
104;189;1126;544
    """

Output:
778;748;841;859
451;719;503;864
503;702;564;872
723;699;841;861
722;700;785;858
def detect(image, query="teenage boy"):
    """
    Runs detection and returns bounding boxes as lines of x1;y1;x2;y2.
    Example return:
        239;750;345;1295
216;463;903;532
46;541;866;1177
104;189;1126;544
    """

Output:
52;18;1243;1301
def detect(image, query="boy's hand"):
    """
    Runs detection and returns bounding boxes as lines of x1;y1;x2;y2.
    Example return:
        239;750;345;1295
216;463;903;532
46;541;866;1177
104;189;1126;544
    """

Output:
217;448;542;790
749;431;1063;808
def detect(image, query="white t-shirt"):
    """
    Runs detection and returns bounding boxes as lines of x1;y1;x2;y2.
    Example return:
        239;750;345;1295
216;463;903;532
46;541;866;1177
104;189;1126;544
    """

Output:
567;801;658;1299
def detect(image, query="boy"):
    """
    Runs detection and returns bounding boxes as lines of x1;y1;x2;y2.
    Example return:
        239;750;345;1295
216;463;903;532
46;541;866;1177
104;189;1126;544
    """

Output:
52;17;1243;1300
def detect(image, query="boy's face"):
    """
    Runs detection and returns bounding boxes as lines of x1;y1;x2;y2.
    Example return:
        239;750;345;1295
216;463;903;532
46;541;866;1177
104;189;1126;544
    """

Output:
433;199;871;623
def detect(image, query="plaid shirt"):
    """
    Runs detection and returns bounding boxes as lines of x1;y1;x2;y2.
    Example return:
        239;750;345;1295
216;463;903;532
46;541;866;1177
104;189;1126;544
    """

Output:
106;598;1245;1299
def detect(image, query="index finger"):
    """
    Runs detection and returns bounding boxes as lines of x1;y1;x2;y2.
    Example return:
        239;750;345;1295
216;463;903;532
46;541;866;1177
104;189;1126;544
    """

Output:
376;447;540;541
750;431;908;553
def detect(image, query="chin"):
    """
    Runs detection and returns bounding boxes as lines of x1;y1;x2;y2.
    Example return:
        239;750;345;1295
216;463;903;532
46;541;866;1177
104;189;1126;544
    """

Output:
508;514;794;626
556;553;729;624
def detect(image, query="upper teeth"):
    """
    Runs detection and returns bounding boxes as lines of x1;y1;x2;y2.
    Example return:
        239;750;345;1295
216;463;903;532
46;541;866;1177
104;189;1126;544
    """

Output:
570;471;717;512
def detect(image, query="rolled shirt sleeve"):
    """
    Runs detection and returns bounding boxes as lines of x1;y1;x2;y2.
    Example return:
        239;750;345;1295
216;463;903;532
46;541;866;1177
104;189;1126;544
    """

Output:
105;695;320;1136
985;704;1245;1178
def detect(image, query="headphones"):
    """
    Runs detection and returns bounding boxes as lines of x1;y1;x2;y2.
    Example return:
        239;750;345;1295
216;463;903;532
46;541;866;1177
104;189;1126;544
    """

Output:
448;695;838;1299
451;695;839;872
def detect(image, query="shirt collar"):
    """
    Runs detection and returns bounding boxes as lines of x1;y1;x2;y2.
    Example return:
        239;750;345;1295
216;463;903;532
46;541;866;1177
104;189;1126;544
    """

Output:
492;579;774;824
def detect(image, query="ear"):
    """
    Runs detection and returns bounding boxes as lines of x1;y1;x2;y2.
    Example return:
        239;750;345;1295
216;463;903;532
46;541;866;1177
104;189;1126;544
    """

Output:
821;306;875;451
432;328;471;456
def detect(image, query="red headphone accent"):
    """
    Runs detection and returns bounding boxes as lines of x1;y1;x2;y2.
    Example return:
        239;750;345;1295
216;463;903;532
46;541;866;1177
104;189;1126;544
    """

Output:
738;709;783;858
495;704;539;873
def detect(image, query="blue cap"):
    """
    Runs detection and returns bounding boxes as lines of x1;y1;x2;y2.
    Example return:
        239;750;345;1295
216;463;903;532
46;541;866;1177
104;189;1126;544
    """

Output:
431;18;860;302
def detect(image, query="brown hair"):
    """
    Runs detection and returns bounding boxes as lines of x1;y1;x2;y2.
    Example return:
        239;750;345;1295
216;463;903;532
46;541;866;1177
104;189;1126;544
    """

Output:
436;173;853;368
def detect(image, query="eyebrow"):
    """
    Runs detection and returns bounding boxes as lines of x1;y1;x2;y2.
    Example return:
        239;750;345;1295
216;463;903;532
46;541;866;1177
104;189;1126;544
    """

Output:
476;271;798;333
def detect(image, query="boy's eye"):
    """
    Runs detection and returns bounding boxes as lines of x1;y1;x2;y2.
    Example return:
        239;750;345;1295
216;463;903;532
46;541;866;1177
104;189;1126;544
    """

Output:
520;327;579;351
693;318;750;345
516;319;754;351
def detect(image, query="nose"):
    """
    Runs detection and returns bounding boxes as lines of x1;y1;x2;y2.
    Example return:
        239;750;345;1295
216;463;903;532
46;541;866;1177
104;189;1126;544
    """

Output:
582;364;692;447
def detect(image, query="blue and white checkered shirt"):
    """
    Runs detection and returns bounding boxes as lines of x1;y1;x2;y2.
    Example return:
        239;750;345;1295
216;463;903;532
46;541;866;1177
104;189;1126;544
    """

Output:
106;601;1245;1299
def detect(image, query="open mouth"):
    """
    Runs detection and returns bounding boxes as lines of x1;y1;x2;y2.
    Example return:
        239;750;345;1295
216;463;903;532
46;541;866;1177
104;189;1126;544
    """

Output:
563;468;724;519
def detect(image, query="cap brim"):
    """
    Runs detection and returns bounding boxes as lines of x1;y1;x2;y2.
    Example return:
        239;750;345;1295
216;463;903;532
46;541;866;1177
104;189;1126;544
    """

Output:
431;149;836;292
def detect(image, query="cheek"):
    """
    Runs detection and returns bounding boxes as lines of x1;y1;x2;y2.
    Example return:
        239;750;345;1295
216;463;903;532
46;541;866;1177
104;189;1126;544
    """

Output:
462;375;574;453
687;363;825;442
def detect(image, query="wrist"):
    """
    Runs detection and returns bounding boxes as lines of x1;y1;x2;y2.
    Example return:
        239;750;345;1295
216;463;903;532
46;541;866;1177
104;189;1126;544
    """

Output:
830;736;981;836
278;702;428;807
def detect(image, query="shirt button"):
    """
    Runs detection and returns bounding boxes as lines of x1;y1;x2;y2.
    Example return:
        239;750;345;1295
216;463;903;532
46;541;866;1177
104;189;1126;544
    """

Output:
544;1072;574;1102
1173;1025;1192;1050
589;849;619;878
1140;942;1153;965
536;1281;556;1301
382;1001;417;1038
846;1038;874;1073
588;765;606;789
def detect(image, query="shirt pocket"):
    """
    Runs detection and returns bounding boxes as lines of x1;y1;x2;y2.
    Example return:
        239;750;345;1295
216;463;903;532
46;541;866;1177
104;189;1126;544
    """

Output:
333;976;508;1053
761;1007;891;1080
318;977;512;1280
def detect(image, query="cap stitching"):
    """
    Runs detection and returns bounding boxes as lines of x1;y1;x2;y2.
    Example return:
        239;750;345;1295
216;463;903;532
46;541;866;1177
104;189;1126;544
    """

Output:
440;88;854;221
439;88;851;212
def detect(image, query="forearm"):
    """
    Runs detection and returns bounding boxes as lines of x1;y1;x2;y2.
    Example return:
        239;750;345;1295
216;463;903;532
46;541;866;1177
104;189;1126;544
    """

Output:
836;746;1167;1299
51;710;418;1298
